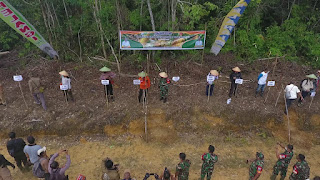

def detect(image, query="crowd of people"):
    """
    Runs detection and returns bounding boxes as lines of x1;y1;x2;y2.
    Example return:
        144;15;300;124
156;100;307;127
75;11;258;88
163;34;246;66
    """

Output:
0;132;320;180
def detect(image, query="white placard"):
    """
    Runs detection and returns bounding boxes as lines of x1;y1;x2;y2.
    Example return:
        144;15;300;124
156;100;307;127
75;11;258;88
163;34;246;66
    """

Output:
101;80;110;85
172;76;180;82
311;92;316;97
227;98;232;104
207;76;215;82
267;81;276;87
133;79;141;85
60;85;68;90
13;75;23;82
235;79;243;84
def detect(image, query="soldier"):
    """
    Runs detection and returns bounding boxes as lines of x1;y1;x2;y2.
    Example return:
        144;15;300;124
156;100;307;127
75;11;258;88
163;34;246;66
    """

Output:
159;72;170;103
175;153;191;180
200;145;218;180
270;143;294;180
247;152;264;180
289;154;310;180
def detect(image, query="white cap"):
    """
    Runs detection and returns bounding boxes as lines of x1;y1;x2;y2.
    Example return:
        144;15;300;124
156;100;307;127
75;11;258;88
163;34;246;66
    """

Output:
37;147;46;155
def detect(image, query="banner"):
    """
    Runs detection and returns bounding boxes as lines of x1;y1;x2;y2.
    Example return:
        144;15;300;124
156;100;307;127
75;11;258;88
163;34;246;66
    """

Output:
0;0;58;58
120;31;206;50
210;0;251;55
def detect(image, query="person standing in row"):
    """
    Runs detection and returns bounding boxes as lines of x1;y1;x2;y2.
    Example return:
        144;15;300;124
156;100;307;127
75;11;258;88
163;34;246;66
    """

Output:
59;70;74;102
6;132;30;172
256;69;269;97
247;152;264;180
206;70;219;97
28;75;47;110
289;154;310;180
271;144;294;180
159;72;171;103
0;83;6;106
138;71;150;103
284;82;303;114
0;154;15;180
99;67;116;102
200;145;218;180
175;153;191;180
23;136;42;165
229;67;242;98
299;74;317;105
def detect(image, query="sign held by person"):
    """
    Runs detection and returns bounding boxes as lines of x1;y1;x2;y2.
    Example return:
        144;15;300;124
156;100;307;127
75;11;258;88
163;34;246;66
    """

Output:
60;85;68;91
133;79;141;85
13;75;23;82
267;81;276;86
101;80;110;85
235;79;243;84
172;76;180;82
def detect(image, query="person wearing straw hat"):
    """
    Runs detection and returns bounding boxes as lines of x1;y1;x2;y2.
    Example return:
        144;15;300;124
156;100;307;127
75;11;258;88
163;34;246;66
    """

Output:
159;72;171;103
298;74;317;105
59;70;74;102
138;71;151;103
100;67;116;101
229;67;242;98
0;83;6;106
206;70;219;96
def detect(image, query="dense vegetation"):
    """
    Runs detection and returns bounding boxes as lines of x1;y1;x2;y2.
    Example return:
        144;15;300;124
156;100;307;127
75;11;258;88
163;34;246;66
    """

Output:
0;0;320;67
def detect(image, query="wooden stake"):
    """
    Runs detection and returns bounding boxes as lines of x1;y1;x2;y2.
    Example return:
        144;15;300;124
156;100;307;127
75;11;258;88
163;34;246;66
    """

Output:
264;57;278;103
143;89;148;142
309;96;314;109
63;90;68;103
207;84;211;102
283;85;291;143
104;85;109;106
18;81;28;108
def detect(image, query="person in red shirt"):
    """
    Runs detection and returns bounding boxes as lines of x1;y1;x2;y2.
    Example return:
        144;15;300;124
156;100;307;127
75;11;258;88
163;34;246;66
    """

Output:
138;71;151;103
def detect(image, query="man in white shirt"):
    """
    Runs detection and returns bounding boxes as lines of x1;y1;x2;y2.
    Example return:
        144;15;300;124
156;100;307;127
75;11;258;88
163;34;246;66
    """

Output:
284;82;303;114
122;37;131;48
195;37;203;47
256;69;269;97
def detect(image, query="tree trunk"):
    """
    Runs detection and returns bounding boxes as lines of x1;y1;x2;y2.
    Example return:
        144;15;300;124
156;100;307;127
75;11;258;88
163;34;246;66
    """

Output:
140;0;144;31
93;0;108;60
171;0;177;30
38;0;53;45
147;0;155;31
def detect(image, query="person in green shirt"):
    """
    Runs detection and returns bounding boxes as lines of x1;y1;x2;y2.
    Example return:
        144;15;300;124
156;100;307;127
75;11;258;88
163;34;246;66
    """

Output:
289;154;310;180
175;153;191;180
201;145;218;180
159;72;170;103
247;152;264;180
271;143;294;180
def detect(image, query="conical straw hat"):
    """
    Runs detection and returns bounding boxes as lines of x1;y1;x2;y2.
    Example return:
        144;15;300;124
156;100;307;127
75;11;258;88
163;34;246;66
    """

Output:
59;70;69;76
159;72;168;78
306;74;318;79
138;71;147;77
232;67;241;72
99;67;111;72
210;70;219;76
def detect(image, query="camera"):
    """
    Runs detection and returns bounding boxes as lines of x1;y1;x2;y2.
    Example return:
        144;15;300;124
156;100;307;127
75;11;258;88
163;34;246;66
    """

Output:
143;173;159;180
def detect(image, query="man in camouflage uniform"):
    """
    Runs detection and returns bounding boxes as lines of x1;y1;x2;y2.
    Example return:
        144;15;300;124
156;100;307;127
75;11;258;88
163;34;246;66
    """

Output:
248;152;264;180
175;153;191;180
271;143;294;180
159;72;170;103
201;145;218;180
289;154;310;180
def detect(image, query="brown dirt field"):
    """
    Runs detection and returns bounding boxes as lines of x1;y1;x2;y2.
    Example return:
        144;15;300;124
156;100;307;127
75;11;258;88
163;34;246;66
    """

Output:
1;52;320;179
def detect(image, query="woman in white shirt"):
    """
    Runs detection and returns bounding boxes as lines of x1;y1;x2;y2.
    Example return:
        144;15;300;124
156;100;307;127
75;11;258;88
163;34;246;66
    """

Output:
59;70;74;102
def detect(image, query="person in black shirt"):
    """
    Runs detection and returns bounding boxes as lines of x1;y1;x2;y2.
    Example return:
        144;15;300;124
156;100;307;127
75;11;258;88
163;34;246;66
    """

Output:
229;67;242;98
6;132;30;172
0;154;15;180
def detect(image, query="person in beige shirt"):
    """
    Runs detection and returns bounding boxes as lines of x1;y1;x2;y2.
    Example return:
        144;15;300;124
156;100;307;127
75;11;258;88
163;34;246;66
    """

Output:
0;83;6;105
28;77;47;110
102;158;120;180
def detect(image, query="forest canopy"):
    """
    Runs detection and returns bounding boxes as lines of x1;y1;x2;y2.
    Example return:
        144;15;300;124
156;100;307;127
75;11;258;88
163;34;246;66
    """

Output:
0;0;320;67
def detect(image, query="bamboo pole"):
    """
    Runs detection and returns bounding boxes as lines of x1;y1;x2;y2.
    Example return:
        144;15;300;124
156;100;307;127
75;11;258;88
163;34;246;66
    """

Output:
283;85;291;144
63;90;68;103
104;85;109;106
18;81;28;108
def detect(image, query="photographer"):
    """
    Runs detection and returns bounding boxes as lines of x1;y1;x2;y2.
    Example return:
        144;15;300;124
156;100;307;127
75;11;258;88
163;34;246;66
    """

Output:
143;173;159;180
102;158;120;180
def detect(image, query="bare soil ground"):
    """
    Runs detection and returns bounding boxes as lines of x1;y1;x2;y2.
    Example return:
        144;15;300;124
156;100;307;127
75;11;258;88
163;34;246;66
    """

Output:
0;52;320;179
